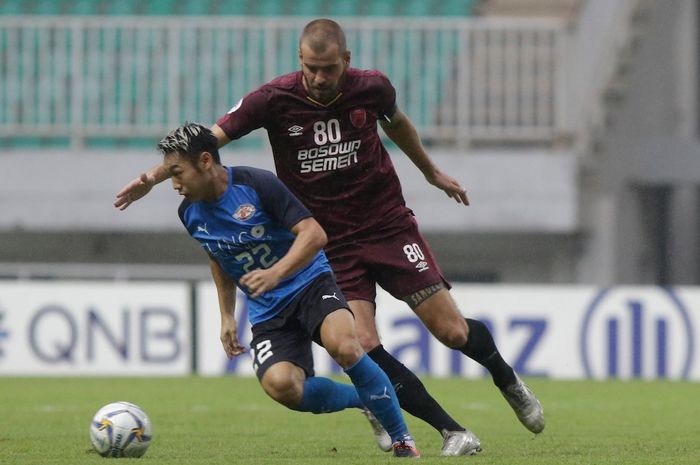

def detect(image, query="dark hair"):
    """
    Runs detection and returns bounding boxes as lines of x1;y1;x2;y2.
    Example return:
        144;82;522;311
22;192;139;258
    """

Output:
157;122;220;165
299;18;347;54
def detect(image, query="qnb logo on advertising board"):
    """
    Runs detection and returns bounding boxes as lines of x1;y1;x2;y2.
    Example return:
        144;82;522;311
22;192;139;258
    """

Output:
28;305;182;364
0;306;9;358
581;288;694;380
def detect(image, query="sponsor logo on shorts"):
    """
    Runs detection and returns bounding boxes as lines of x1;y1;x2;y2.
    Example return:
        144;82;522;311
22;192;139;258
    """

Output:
288;125;303;137
415;261;430;272
322;293;340;301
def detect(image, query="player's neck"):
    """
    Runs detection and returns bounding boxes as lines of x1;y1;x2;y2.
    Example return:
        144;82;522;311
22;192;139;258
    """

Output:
301;74;345;105
204;165;229;203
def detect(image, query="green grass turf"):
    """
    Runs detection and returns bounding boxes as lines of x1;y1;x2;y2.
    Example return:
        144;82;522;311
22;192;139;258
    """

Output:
1;377;699;464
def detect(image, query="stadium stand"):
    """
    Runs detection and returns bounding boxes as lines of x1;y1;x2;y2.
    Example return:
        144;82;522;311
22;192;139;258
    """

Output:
0;1;489;150
34;0;62;15
4;0;684;290
476;0;581;19
252;0;284;16
0;0;22;15
0;0;479;16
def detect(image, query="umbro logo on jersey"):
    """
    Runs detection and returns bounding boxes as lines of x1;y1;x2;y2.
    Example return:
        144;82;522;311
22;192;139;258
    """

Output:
288;125;303;136
196;224;209;235
321;293;339;301
416;261;430;272
233;204;256;221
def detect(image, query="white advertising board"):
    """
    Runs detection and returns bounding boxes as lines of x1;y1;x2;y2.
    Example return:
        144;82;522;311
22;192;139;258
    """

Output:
0;281;191;375
196;283;699;380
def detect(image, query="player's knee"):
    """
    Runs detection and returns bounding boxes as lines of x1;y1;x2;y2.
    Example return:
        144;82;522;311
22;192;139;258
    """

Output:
261;369;303;408
355;331;381;353
326;337;364;369
435;318;468;348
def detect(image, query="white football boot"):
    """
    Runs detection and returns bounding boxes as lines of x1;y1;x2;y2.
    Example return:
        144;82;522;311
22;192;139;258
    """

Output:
440;429;482;456
500;374;545;433
361;408;393;452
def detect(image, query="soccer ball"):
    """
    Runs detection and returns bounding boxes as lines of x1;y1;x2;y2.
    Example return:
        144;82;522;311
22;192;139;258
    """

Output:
89;401;152;458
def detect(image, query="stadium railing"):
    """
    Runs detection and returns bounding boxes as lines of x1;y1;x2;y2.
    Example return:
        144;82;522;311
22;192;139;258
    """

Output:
0;16;568;149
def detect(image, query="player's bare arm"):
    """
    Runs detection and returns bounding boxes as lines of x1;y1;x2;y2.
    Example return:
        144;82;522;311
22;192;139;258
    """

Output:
211;124;231;148
380;108;469;206
114;124;232;211
210;257;245;358
239;217;327;298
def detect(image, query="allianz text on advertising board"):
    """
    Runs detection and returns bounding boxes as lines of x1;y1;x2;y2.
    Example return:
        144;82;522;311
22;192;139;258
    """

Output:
581;287;694;379
196;283;699;380
0;282;191;375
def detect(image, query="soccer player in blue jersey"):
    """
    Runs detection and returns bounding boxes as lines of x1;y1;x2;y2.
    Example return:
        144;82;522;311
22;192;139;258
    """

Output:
116;19;544;455
158;122;419;458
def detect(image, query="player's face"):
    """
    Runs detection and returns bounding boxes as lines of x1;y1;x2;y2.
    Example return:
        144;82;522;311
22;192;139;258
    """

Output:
164;152;209;201
299;41;349;103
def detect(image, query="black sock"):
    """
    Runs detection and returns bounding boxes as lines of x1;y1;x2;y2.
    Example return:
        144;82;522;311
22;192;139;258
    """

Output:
460;318;517;390
367;344;464;434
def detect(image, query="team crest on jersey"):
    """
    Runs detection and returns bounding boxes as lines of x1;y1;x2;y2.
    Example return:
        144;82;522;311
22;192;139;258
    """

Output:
233;204;256;221
350;109;366;128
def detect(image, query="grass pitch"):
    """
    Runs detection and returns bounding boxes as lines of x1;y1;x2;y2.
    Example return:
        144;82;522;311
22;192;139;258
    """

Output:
1;376;698;465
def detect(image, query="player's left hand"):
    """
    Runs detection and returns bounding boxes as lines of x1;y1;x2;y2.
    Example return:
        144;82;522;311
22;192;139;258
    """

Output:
427;169;470;205
240;268;282;298
220;316;246;358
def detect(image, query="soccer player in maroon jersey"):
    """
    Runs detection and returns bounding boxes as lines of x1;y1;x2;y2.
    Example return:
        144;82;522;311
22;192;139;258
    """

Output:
115;19;544;455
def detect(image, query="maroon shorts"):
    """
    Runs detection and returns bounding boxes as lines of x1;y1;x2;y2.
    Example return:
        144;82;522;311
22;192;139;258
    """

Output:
325;215;449;303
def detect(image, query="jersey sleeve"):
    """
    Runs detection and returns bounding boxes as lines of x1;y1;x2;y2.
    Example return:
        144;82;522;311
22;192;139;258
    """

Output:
235;167;313;230
215;87;269;140
177;199;192;230
375;72;398;122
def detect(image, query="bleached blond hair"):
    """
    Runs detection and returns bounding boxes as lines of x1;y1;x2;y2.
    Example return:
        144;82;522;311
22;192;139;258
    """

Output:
157;122;220;164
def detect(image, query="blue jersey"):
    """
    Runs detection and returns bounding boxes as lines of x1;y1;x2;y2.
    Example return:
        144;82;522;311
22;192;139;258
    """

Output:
178;166;332;325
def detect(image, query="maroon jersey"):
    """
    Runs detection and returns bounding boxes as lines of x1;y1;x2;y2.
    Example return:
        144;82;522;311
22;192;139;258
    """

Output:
216;68;413;246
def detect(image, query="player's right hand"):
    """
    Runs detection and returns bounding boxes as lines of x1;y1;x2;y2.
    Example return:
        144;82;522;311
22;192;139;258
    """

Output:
114;173;155;210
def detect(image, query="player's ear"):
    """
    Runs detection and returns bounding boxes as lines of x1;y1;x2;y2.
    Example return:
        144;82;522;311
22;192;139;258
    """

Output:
343;50;351;66
198;151;213;168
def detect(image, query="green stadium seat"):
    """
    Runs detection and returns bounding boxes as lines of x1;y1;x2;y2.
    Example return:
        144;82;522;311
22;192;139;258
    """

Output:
144;0;179;15
217;0;251;15
71;0;100;15
0;0;25;15
439;0;477;16
402;0;435;16
9;137;43;149
364;0;397;17
34;0;63;15
181;0;216;15
328;2;360;16
252;0;285;16
294;0;325;16
104;0;139;15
